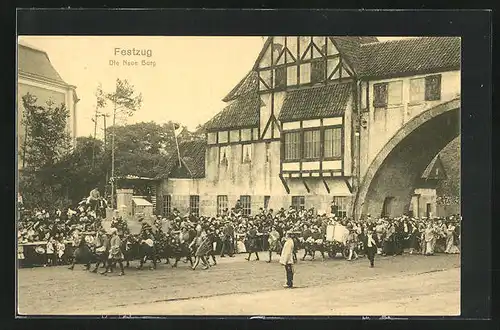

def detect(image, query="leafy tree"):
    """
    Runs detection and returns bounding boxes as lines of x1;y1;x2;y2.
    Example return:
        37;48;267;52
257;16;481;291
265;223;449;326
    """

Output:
21;93;71;170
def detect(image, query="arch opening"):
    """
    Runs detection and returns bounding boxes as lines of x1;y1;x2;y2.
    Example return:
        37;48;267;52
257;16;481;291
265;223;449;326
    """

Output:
355;100;460;219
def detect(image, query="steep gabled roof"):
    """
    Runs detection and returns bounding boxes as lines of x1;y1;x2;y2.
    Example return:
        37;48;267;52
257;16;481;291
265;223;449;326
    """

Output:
279;83;352;122
222;71;259;102
359;37;461;78
161;140;206;179
18;43;69;85
203;92;262;132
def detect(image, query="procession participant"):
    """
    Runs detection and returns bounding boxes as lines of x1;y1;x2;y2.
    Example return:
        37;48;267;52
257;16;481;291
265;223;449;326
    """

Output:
190;225;210;270
245;224;260;261
346;224;358;261
220;219;235;257
205;227;218;266
383;220;396;256
363;226;380;268
423;222;436;256
91;227;110;273
394;218;404;255
68;229;82;270
407;219;419;254
445;221;460;254
101;228;125;276
266;226;281;263
280;231;295;288
137;227;157;270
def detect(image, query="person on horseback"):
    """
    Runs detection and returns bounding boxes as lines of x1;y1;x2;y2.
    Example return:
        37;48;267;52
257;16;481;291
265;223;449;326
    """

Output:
137;226;157;270
68;229;92;271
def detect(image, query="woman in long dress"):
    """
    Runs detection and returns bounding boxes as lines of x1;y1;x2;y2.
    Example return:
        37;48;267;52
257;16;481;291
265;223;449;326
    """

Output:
424;223;436;256
445;222;460;254
190;226;211;270
267;226;281;263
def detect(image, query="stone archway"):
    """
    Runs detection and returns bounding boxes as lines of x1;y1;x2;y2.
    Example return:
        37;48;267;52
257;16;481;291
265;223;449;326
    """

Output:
354;98;460;220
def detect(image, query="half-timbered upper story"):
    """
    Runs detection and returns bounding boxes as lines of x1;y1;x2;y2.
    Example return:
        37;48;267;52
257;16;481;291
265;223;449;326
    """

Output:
202;36;460;184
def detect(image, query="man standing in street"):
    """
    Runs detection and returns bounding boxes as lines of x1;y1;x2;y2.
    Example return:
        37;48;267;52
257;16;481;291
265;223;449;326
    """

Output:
220;220;234;257
280;231;295;288
363;227;380;268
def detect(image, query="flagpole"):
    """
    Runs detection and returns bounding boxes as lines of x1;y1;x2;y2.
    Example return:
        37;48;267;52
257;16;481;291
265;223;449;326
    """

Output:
172;122;182;168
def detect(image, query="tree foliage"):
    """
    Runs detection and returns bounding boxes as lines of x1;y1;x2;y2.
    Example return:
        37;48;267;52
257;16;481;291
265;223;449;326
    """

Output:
21;93;71;170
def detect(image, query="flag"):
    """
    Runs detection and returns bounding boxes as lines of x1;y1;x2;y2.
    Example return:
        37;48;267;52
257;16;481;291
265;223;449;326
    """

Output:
173;122;183;137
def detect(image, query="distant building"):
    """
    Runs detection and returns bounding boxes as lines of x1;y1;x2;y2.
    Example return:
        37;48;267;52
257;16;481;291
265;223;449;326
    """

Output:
17;42;79;169
156;37;461;219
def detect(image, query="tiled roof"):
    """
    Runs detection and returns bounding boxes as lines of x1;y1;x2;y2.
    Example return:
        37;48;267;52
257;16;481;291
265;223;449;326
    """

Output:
359;37;461;78
18;44;68;85
222;71;259;102
161;140;206;179
203;92;261;131
330;37;370;74
278;83;352;122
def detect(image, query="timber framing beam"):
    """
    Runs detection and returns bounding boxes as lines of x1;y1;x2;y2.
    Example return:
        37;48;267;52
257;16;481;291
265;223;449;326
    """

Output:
344;178;353;194
302;179;310;193
279;174;290;194
322;178;330;194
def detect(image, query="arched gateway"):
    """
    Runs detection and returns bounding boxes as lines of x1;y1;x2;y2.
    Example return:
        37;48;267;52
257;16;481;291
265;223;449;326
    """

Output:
354;98;460;220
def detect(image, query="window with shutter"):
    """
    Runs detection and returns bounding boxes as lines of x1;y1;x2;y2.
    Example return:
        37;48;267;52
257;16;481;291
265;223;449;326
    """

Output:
425;74;442;101
311;60;326;84
275;66;287;89
284;131;301;160
373;83;388;108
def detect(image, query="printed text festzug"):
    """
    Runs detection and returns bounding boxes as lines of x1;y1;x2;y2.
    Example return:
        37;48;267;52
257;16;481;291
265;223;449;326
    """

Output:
111;48;156;67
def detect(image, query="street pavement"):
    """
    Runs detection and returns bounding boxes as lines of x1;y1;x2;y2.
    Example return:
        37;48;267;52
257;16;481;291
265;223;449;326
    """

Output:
17;251;460;316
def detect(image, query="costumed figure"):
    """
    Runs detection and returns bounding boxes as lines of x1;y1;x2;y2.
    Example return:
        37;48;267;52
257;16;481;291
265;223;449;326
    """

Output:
266;226;282;263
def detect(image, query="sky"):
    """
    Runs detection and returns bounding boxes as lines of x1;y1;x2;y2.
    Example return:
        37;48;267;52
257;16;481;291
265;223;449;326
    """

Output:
18;36;408;139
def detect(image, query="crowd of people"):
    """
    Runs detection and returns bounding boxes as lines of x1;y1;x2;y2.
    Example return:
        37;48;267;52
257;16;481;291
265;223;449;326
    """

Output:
17;194;461;271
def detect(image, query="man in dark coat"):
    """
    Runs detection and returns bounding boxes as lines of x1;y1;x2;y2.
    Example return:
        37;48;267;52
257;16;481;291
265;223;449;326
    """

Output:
220;220;235;257
363;227;381;268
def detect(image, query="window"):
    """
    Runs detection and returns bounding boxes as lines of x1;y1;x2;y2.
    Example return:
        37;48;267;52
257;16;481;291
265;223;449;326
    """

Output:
218;131;228;143
388;81;403;105
163;195;171;216
411;74;442;103
291;196;305;211
229;130;240;142
240;195;251;216
373;83;388;108
425;74;442;101
275;66;287;88
324;127;342;158
264;196;271;210
303;129;321;159
189;195;200;216
299;63;311;84
410;78;425;103
287;65;298;86
311;60;326;83
219;146;230;165
217;195;228;216
332;196;348;218
284;131;301;160
242;144;252;163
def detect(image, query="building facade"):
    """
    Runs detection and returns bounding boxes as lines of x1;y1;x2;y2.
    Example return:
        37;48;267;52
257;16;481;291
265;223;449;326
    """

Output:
17;42;79;169
158;37;461;219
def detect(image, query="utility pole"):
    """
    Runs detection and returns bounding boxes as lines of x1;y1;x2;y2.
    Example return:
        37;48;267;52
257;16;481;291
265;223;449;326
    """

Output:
110;96;116;210
91;105;98;168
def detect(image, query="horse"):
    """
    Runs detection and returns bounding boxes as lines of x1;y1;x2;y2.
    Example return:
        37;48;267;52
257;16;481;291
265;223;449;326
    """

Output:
68;235;94;270
301;237;326;260
168;237;194;268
